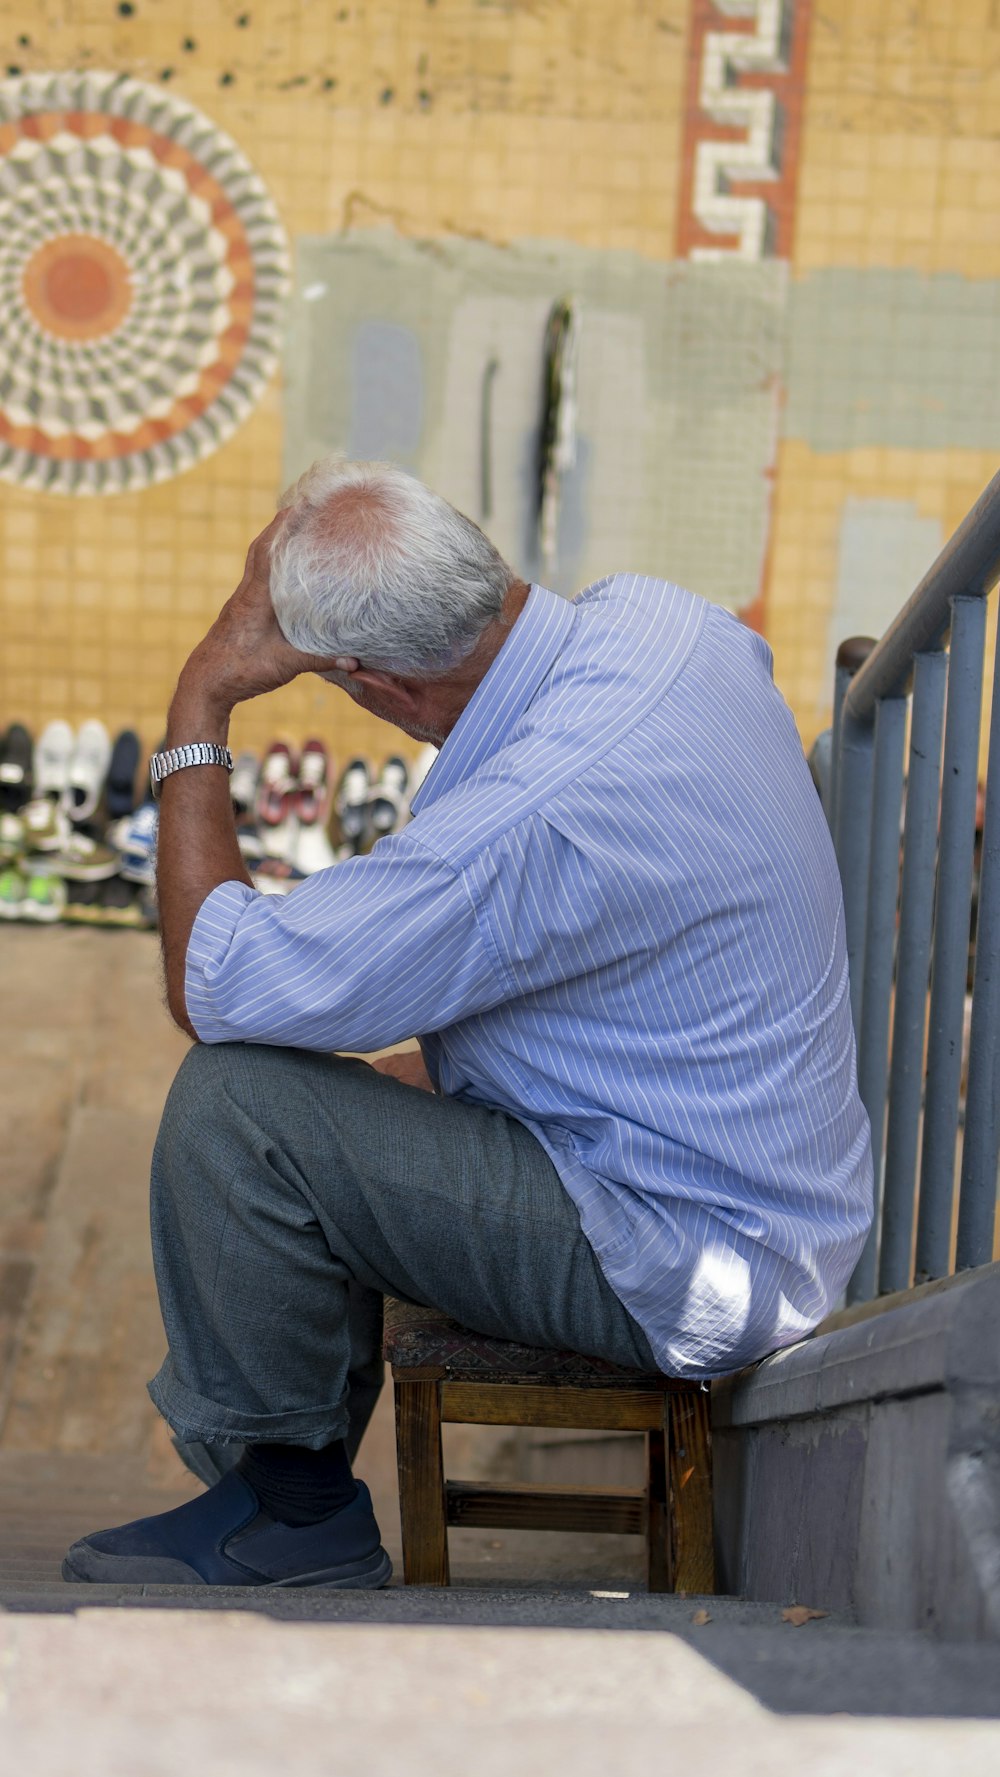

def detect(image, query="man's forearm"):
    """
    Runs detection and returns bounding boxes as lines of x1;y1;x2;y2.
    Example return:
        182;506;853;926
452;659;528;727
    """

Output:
154;508;337;1034
158;675;253;1037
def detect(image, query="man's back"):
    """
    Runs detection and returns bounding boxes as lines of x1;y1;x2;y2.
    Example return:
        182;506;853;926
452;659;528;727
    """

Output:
412;573;873;1375
186;573;873;1378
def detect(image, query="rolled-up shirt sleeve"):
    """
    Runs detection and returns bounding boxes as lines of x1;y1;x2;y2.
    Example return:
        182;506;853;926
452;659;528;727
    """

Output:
183;832;506;1051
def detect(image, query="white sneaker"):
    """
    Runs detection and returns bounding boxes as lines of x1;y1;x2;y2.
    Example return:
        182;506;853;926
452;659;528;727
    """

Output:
293;822;337;875
333;758;372;851
34;721;74;799
63;720;112;823
114;802;159;885
407;744;438;806
21;797;70;852
369;756;410;837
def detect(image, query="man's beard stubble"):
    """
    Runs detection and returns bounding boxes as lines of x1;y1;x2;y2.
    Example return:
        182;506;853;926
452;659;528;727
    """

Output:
322;673;445;748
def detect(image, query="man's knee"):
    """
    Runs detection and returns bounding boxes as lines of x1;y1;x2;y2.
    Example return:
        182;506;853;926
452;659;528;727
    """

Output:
157;1044;381;1183
159;1042;353;1141
152;1044;287;1230
157;1042;255;1155
172;1038;299;1107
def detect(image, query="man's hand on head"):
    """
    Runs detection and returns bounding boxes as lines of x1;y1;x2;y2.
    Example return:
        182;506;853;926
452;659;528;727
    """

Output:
173;515;340;729
159;513;346;1039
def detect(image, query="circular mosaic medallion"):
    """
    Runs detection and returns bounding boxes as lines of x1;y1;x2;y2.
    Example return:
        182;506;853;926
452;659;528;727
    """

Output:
0;71;289;495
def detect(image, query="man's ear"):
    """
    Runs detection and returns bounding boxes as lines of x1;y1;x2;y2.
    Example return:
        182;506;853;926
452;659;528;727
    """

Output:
347;667;423;716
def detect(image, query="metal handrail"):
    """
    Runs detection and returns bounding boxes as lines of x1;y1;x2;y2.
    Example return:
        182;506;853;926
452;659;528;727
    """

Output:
829;466;1000;1303
844;464;1000;723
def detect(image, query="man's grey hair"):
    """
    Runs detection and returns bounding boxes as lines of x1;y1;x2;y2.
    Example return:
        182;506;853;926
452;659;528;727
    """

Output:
269;457;517;676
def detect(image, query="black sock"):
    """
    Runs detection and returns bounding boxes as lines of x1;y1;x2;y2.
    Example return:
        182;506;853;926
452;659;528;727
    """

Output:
237;1440;356;1526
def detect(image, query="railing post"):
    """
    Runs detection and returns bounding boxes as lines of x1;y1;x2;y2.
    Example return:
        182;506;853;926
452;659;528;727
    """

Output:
833;638;877;1038
878;649;947;1295
916;594;987;1281
829;658;852;836
848;693;907;1303
956;629;1000;1270
832;469;1000;1296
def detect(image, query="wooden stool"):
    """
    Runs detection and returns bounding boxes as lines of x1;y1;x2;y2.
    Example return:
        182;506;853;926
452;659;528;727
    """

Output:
384;1298;714;1592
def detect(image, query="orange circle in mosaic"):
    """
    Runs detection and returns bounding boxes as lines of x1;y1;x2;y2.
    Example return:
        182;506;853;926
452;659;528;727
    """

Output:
0;70;288;495
21;234;133;341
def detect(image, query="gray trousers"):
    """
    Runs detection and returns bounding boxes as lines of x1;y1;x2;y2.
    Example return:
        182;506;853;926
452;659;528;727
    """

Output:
148;1043;658;1454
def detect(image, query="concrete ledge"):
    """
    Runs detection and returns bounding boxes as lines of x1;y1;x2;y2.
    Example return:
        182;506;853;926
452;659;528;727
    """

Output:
715;1262;1000;1425
712;1262;1000;1642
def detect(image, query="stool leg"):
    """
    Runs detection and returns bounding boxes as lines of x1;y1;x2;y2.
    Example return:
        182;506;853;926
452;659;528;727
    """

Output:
669;1386;715;1595
645;1411;672;1592
393;1376;450;1586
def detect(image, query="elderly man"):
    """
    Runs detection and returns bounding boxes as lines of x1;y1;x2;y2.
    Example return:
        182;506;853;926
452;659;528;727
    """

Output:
64;457;872;1587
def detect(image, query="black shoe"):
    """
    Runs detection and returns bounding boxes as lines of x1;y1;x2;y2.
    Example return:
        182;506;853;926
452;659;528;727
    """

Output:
62;1470;392;1588
106;729;141;819
0;722;33;813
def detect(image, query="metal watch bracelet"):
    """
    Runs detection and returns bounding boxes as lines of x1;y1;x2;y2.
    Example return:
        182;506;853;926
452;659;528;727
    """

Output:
149;742;234;800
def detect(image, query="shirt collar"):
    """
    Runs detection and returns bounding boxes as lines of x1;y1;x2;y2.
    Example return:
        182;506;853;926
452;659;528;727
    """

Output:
410;583;578;816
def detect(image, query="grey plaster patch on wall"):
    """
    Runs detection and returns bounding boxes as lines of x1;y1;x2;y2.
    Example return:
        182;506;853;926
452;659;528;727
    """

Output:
825;498;943;706
349;320;424;463
785;269;1000;453
284;232;788;609
517;433;593;593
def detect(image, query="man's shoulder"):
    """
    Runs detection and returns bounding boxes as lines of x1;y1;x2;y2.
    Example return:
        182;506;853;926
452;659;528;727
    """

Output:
407;575;717;871
572;570;701;625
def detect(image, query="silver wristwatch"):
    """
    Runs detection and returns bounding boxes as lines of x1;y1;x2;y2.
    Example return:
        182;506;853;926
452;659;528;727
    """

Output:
149;742;234;800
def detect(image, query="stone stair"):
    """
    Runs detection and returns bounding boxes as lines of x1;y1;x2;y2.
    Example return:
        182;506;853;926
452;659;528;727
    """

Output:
2;1595;999;1777
2;1451;999;1740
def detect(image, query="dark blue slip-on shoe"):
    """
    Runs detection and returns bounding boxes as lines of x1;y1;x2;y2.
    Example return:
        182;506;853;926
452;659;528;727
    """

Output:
105;728;141;820
62;1471;392;1588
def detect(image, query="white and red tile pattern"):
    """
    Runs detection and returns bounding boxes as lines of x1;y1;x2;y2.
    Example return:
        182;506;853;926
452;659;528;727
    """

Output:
676;0;812;262
0;71;289;495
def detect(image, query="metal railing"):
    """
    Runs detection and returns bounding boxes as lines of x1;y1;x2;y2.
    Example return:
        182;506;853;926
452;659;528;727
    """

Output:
824;468;1000;1303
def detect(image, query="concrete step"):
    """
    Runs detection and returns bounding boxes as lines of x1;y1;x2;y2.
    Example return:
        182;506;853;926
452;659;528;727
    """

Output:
3;1453;999;1732
0;1605;998;1777
2;1572;999;1723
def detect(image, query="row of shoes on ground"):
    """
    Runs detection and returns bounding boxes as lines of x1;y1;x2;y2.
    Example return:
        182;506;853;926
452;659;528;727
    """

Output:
234;746;421;890
0;718;156;926
0;721;436;911
0;719;143;824
0;803;158;927
0;844;157;928
0;716;156;882
0;797;158;883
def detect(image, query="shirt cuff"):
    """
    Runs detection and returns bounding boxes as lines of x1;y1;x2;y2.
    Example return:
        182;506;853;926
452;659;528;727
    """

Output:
184;877;259;1042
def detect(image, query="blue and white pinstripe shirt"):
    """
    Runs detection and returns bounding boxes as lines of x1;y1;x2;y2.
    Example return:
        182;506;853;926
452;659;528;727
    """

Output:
186;577;873;1377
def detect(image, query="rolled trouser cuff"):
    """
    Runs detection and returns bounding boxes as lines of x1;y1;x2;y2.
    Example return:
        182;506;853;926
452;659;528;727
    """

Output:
147;1357;350;1451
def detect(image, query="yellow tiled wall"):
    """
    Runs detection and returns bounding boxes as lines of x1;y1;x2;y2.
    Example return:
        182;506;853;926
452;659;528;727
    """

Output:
767;442;1000;752
0;0;690;765
1;0;998;769
778;0;1000;751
